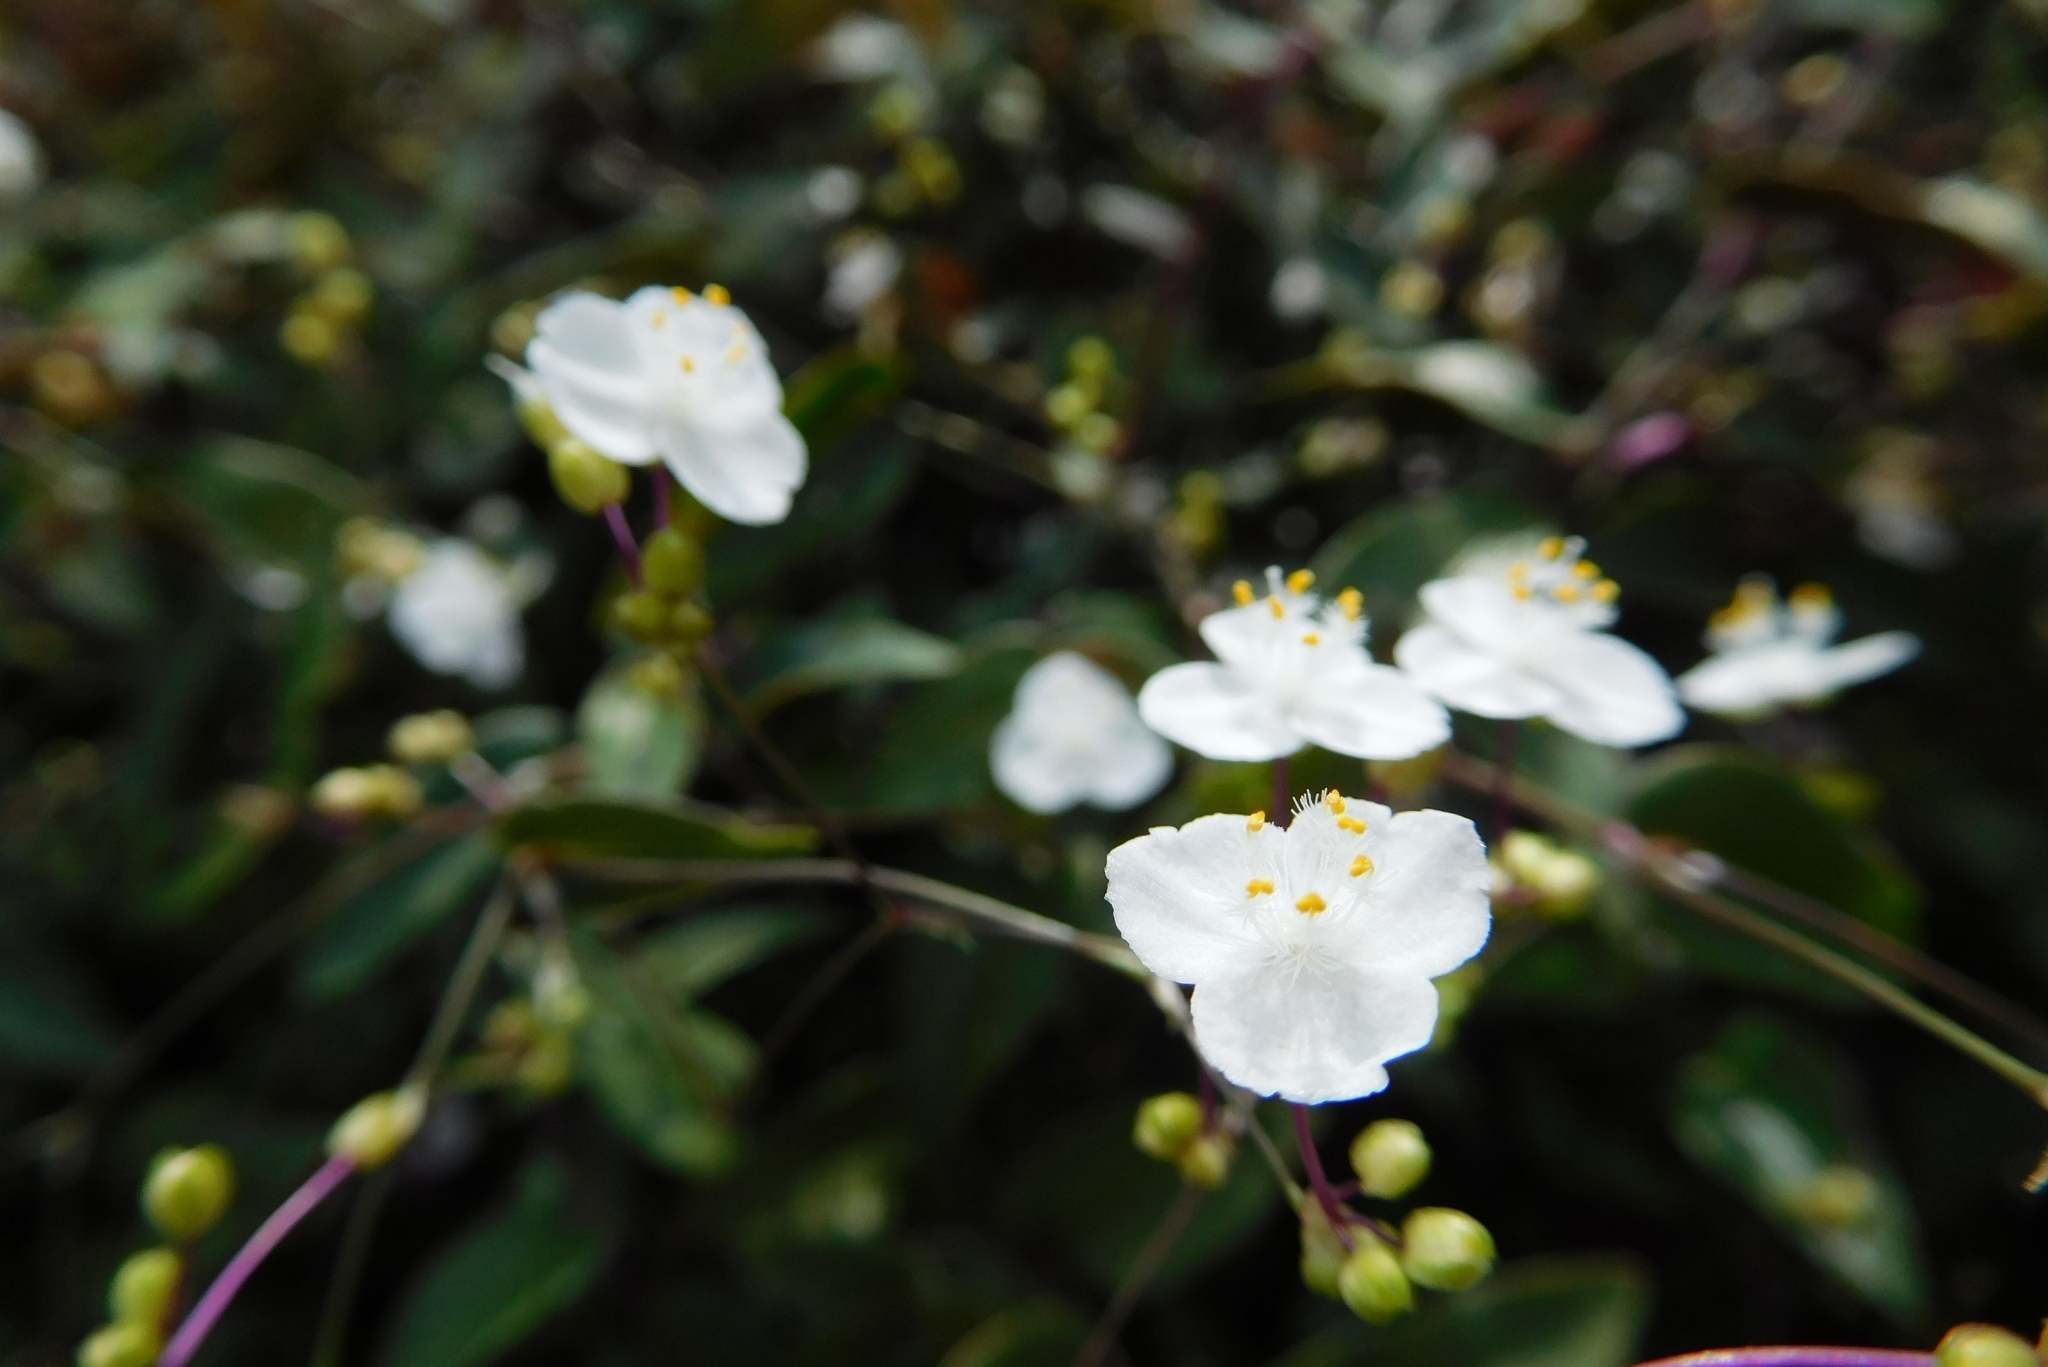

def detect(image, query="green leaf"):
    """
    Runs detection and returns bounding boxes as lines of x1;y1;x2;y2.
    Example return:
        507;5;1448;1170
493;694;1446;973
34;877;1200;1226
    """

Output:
741;616;965;716
379;1156;608;1367
175;435;369;573
635;903;831;1000
497;797;816;862
1672;1013;1929;1318
937;1303;1089;1367
575;667;705;799
706;434;918;601
296;834;500;1000
1311;486;1539;623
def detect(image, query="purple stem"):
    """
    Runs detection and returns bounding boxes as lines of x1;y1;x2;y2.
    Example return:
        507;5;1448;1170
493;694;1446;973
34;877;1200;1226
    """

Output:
160;1154;357;1367
1291;1103;1350;1237
1633;1352;1934;1367
652;468;672;529
602;502;642;585
1271;757;1291;828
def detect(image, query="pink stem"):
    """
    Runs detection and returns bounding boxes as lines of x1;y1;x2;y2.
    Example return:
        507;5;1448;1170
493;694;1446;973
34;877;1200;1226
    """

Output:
1292;1103;1351;1241
160;1154;356;1367
1634;1352;1935;1367
602;502;641;585
652;468;672;529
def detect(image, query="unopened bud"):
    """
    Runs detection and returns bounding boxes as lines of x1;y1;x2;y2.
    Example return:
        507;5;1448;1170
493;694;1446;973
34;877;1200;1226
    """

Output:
142;1145;235;1243
280;309;343;367
1044;381;1095;430
613;590;672;643
76;1322;161;1367
288;210;352;274
516;1031;576;1098
1337;1240;1413;1323
387;710;473;765
1132;1092;1204;1161
1067;335;1116;381
310;764;422;821
1498;831;1601;920
1176;1132;1233;1189
642;528;705;596
1350;1119;1431;1199
1935;1325;2038;1367
1400;1207;1495;1291
1785;1163;1877;1229
1299;1202;1348;1298
32;350;120;427
668;600;715;645
627;652;688;698
548;438;630;515
309;268;373;326
327;1087;425;1170
107;1247;181;1328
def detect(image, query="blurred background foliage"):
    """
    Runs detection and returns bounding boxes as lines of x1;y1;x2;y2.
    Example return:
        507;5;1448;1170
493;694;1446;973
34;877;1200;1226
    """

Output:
3;0;2048;1362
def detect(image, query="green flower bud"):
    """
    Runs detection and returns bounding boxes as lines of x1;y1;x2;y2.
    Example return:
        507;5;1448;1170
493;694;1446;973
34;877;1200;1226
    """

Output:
287;210;352;274
1299;1203;1348;1298
1400;1207;1495;1291
642;527;705;596
1935;1325;2038;1367
667;600;715;646
1337;1241;1413;1324
309;268;374;327
532;952;591;1031
1176;1133;1233;1190
613;590;672;643
387;709;473;766
1350;1119;1432;1199
1066;336;1117;382
515;1031;576;1099
76;1322;161;1367
107;1247;181;1328
142;1145;235;1243
1132;1092;1204;1161
1044;381;1096;430
549;438;631;515
327;1087;425;1170
280;309;343;368
1785;1163;1877;1229
1074;411;1121;455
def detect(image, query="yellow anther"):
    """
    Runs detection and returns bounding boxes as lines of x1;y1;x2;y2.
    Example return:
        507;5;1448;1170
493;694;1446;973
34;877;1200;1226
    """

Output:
1295;892;1328;915
1286;568;1315;594
1247;811;1266;832
680;356;696;373
1336;587;1364;620
1350;854;1375;877
1790;582;1833;611
704;283;732;306
1554;583;1582;604
1324;790;1345;813
1233;579;1255;606
1508;562;1530;581
726;343;747;365
1574;560;1600;580
1538;536;1565;560
1302;632;1321;646
653;310;670;329
1247;878;1275;898
1592;579;1620;603
1269;597;1286;620
671;286;694;303
1338;816;1366;834
1512;583;1534;602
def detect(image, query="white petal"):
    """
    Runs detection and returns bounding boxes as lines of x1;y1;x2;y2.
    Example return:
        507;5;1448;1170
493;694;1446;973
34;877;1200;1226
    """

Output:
527;292;658;464
1530;630;1685;747
1394;623;1559;719
484;354;541;407
1196;598;1286;670
1288;660;1451;760
1675;648;1792;718
989;714;1087;814
1106;813;1278;983
1814;631;1919;694
1327;808;1491;978
1191;965;1438;1104
1013;651;1126;719
659;408;808;526
1082;721;1174;811
1136;662;1301;761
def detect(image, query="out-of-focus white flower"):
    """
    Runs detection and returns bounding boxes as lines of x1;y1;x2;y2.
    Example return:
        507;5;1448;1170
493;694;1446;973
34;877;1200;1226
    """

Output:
1107;790;1490;1103
511;285;807;526
1270;256;1328;320
990;652;1172;814
1138;568;1449;762
388;540;526;689
1081;185;1196;260
0;109;43;200
823;231;903;323
811;14;923;81
1675;579;1918;719
1395;536;1684;747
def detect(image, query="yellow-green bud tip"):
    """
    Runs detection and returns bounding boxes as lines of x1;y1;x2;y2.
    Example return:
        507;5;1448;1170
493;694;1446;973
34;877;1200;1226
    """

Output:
1337;1241;1414;1324
1400;1207;1495;1291
107;1247;182;1329
142;1145;235;1243
642;527;706;596
387;709;473;766
1298;1203;1348;1299
1132;1092;1204;1161
1176;1133;1233;1189
1934;1324;2039;1367
327;1087;426;1171
77;1321;161;1367
1350;1118;1432;1199
548;438;631;515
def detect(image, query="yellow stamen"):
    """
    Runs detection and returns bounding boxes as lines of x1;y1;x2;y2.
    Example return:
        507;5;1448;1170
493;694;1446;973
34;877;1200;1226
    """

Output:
1338;816;1366;834
1336;587;1364;620
1247;878;1275;898
1538;536;1565;560
1324;790;1345;813
1592;579;1620;603
1350;854;1374;877
1512;583;1534;602
1246;811;1266;832
680;356;696;373
671;286;694;303
1232;579;1255;606
704;283;731;306
1295;892;1327;915
1302;632;1321;646
1555;583;1582;604
1286;568;1315;594
1269;597;1285;620
1508;561;1530;581
1574;560;1600;580
1790;582;1833;611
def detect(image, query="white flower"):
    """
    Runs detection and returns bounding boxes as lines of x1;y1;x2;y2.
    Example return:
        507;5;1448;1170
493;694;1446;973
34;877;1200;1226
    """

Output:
1137;568;1449;763
1107;790;1490;1103
0;109;43;201
823;232;903;323
990;652;1172;814
1395;536;1684;748
1675;579;1919;719
517;285;807;526
388;540;525;689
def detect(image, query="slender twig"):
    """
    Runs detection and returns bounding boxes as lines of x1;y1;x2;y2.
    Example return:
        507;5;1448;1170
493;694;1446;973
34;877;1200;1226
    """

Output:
404;878;518;1093
1633;1352;1933;1367
752;918;895;1072
603;503;641;584
1292;1105;1350;1237
1070;1182;1208;1367
651;468;672;529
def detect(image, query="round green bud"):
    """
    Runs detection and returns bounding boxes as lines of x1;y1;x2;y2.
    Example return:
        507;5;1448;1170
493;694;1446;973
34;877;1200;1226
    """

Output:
280;309;342;367
628;652;688;698
1043;381;1096;430
1067;335;1117;381
516;1031;576;1099
667;600;714;646
1935;1324;2038;1367
107;1247;181;1328
612;590;672;643
309;268;374;326
1337;1241;1414;1324
1400;1207;1495;1291
1132;1092;1204;1161
77;1322;161;1367
1298;1203;1348;1299
142;1145;235;1243
1350;1118;1432;1199
1074;411;1121;455
548;438;631;515
1176;1133;1233;1190
388;709;473;766
287;210;352;274
327;1087;425;1171
642;527;705;596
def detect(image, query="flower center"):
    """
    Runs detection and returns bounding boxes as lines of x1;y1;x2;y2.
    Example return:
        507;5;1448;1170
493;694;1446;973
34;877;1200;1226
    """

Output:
1707;577;1837;653
1506;536;1619;607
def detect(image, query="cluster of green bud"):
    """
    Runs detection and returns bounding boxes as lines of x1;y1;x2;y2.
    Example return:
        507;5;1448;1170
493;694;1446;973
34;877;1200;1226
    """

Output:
1131;1092;1232;1188
78;1147;235;1361
1491;830;1601;921
1043;336;1123;457
613;526;713;652
1783;1163;1878;1230
1401;1207;1495;1290
1934;1324;2042;1367
310;763;423;822
335;517;425;583
478;999;577;1098
144;1144;236;1243
387;709;474;766
1339;1239;1414;1323
1350;1119;1432;1199
327;1086;426;1170
278;214;372;369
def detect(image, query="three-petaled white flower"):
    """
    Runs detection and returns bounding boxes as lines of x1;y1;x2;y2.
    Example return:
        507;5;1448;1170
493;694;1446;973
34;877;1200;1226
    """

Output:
1675;578;1919;719
1395;536;1684;748
991;652;1173;814
1136;568;1449;762
388;540;528;690
1107;790;1490;1103
507;284;807;526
